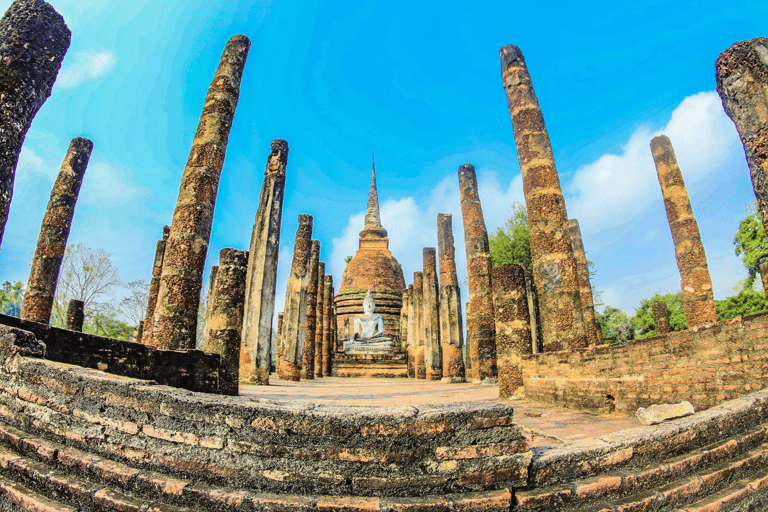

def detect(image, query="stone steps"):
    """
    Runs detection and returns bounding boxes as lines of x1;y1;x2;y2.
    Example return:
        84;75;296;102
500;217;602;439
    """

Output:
514;424;768;511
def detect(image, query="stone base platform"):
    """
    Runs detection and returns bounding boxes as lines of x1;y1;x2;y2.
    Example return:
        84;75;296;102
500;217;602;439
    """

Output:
330;351;407;377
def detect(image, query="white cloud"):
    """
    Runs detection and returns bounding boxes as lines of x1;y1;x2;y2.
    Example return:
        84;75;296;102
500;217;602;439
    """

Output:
56;51;116;89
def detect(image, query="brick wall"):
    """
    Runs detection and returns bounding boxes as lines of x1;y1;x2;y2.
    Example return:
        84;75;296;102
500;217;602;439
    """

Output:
521;312;768;414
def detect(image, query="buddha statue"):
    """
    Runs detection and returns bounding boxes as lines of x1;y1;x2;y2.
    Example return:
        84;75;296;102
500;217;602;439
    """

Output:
343;289;394;353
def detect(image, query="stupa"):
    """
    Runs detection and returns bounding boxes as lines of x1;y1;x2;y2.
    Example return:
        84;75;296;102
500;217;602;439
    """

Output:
332;156;407;377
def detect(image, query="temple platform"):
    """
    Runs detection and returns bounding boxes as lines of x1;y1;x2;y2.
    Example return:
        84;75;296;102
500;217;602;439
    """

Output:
329;352;407;378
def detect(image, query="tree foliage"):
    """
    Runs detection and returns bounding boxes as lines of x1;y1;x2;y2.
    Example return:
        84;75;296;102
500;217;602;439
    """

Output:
595;306;634;344
119;279;149;327
488;200;532;274
734;202;768;288
633;292;687;338
715;287;767;322
0;281;24;317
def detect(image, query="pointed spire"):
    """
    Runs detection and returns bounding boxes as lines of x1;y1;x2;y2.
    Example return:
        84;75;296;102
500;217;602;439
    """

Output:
359;153;388;239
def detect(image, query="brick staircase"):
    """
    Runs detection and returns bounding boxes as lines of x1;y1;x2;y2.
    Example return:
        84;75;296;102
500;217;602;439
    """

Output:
330;352;408;378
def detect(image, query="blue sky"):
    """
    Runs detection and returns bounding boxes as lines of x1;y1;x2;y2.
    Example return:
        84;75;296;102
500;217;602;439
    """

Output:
1;0;766;321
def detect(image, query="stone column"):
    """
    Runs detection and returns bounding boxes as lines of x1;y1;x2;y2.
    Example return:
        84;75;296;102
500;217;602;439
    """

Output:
500;45;587;352
524;270;539;354
201;265;218;348
314;261;325;378
66;299;83;332
650;136;717;327
652;301;671;335
21;137;92;324
492;263;532;399
275;312;284;373
301;240;320;380
131;321;144;344
0;0;70;249
716;38;768;235
465;301;472;372
437;213;465;383
322;275;333;376
458;163;497;384
400;287;409;356
761;261;768;303
278;214;313;381
413;272;426;379
406;284;416;378
152;35;250;350
567;219;602;345
241;139;289;385
203;248;248;396
423;248;442;380
141;225;170;346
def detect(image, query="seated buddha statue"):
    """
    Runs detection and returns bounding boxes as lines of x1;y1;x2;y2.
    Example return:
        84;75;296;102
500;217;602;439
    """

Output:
343;289;394;353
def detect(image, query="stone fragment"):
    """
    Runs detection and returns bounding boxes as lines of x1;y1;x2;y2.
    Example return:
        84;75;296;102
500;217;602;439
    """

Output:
458;164;497;383
141;225;170;346
636;401;695;425
152;35;250;350
568;219;602;345
423;248;442;380
412;272;426;379
241;139;288;385
21;138;92;324
652;301;671;335
0;0;70;248
65;299;84;332
492;263;531;398
650;136;717;328
278;215;313;381
500;45;587;352
406;284;416;378
322;275;333;376
203;248;248;396
314;261;325;377
301;240;320;380
437;213;465;382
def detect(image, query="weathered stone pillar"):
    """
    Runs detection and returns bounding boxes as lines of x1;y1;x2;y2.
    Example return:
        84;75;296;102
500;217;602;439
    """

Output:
301;240;320;380
500;45;587;352
716;38;768;236
152;35;250;350
464;301;472;372
458;164;497;384
314;261;325;378
400;287;409;356
0;0;70;248
278;214;313;381
567;219;602;345
322;275;333;376
437;213;465;383
276;312;284;373
650;136;717;327
66;299;83;332
141;225;170;346
203;248;248;396
201;265;218;348
406;284;416;378
652;301;671;335
524;269;539;354
241;139;288;385
761;261;768;303
423;248;442;380
492;263;532;399
21;137;92;324
413;272;426;379
131;321;144;344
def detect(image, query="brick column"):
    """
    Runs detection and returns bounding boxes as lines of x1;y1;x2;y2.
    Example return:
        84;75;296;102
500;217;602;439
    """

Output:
152;35;250;350
314;261;325;378
423;248;442;380
465;301;472;372
437;213;465;383
652;301;671;335
241;139;288;385
65;299;84;332
203;248;248;396
0;0;70;249
650;136;717;327
761;261;768;303
492;263;532;399
141;225;170;346
278;214;313;381
567;219;602;345
716;38;768;236
201;265;218;349
301;240;320;380
500;45;587;352
458;163;497;384
21;137;92;324
406;284;416;378
413;272;426;379
131;321;144;344
322;275;333;376
400;287;409;357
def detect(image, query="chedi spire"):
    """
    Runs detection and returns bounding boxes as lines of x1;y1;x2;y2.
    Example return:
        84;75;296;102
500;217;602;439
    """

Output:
359;154;388;239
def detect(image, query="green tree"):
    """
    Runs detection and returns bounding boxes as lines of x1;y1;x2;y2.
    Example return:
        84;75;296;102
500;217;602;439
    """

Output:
0;281;24;317
734;202;768;288
715;286;767;322
595;306;634;344
633;292;687;338
488;200;532;274
84;309;133;340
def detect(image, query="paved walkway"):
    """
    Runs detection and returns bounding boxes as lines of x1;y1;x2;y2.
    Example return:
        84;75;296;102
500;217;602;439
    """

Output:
240;376;642;447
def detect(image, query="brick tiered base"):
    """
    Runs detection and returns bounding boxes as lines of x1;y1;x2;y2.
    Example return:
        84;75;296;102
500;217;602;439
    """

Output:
330;352;408;378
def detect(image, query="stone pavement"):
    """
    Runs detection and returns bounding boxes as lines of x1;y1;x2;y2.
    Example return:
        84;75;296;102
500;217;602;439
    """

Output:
240;376;642;447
